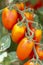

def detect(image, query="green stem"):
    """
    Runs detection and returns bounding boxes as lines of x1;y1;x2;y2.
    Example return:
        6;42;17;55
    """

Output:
33;46;39;60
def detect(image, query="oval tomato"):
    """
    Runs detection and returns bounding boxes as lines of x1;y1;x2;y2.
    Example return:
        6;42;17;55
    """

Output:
24;12;33;21
33;29;42;42
11;23;26;43
30;27;35;35
24;61;34;65
24;61;39;65
16;37;34;60
36;45;43;60
2;8;18;30
16;2;24;10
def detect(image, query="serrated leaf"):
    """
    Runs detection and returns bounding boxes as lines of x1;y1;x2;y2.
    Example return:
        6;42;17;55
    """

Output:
9;52;18;63
0;35;11;52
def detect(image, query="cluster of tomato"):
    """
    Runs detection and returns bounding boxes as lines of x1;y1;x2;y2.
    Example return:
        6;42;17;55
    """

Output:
2;2;43;65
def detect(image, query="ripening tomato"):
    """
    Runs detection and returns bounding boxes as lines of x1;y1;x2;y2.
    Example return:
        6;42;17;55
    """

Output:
33;29;42;42
11;23;26;43
16;37;34;60
24;12;33;21
25;2;30;7
2;8;18;30
24;61;34;65
25;2;34;9
36;45;43;60
16;2;24;10
24;61;39;65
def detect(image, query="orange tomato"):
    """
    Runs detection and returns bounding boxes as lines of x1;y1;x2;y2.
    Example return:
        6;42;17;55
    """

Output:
16;2;24;10
24;61;34;65
24;12;33;21
11;23;26;43
36;45;43;60
24;61;39;65
33;29;42;42
16;37;34;60
2;8;18;30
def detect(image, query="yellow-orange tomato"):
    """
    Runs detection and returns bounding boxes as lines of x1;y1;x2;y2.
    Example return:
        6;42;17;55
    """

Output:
11;23;26;43
16;2;24;10
16;37;34;60
24;61;39;65
36;45;43;60
33;29;42;42
2;8;18;30
24;61;34;65
24;12;33;21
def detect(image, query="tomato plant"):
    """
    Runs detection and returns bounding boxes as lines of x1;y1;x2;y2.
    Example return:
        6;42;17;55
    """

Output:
0;0;43;65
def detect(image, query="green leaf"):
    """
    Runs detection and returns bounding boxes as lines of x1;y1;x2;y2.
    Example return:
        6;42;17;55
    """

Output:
3;56;10;65
37;7;43;25
0;35;11;52
8;52;18;63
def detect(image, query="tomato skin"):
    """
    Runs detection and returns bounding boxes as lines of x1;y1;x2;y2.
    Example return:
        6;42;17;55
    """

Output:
36;45;43;60
2;8;18;30
17;12;22;21
16;37;34;60
33;29;42;42
34;0;43;9
24;12;33;21
24;61;34;65
24;61;39;65
16;2;24;10
11;23;26;43
28;50;34;59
